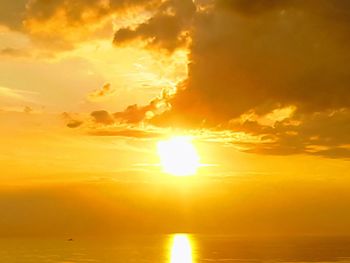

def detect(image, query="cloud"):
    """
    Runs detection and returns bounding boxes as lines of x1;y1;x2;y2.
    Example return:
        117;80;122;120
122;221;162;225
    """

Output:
62;112;83;128
114;0;196;51
0;0;27;29
87;83;117;101
25;0;156;25
54;0;349;159
142;0;350;158
23;106;33;114
67;90;173;140
0;0;161;51
83;90;170;126
0;86;27;100
216;0;294;15
22;0;160;50
66;120;83;128
168;1;350;120
224;108;350;159
113;89;171;124
91;110;115;125
88;128;162;139
0;0;196;52
312;147;350;159
0;48;29;57
0;86;38;105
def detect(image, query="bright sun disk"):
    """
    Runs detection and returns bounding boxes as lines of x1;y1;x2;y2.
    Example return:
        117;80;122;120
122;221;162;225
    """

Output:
157;136;200;176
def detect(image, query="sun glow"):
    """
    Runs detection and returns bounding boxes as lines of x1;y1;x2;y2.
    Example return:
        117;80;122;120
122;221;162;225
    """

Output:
169;234;194;263
157;136;200;176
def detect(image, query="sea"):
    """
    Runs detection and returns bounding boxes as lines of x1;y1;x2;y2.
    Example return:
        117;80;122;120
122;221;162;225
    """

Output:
0;234;349;263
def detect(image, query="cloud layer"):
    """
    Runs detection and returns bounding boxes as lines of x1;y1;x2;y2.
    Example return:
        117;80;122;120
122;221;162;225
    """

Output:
2;0;349;158
114;0;196;51
153;0;350;158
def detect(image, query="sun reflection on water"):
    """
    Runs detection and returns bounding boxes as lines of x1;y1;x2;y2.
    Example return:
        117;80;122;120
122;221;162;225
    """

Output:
169;234;195;263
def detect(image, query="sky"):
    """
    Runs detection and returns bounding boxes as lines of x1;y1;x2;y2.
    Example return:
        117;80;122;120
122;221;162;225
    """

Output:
0;0;349;237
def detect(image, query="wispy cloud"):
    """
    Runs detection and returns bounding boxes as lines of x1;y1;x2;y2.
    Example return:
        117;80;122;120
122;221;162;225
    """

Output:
87;83;117;102
0;86;38;101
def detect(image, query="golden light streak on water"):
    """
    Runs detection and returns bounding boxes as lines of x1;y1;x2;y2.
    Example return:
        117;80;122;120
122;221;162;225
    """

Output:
169;234;195;263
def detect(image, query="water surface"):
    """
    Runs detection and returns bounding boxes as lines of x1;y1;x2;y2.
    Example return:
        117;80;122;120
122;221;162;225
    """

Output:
1;234;350;263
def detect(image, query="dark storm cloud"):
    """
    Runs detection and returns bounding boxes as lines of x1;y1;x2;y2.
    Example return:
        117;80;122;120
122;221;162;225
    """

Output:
0;0;27;29
167;0;350;121
145;0;350;158
218;0;350;18
114;0;196;51
217;0;294;15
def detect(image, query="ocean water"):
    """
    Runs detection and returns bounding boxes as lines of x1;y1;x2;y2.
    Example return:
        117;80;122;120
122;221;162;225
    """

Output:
0;234;350;263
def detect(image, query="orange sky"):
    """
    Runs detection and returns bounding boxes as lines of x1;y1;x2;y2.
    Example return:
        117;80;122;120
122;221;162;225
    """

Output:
0;0;349;237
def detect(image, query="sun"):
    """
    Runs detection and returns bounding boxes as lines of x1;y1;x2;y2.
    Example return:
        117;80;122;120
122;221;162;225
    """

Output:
157;136;200;176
